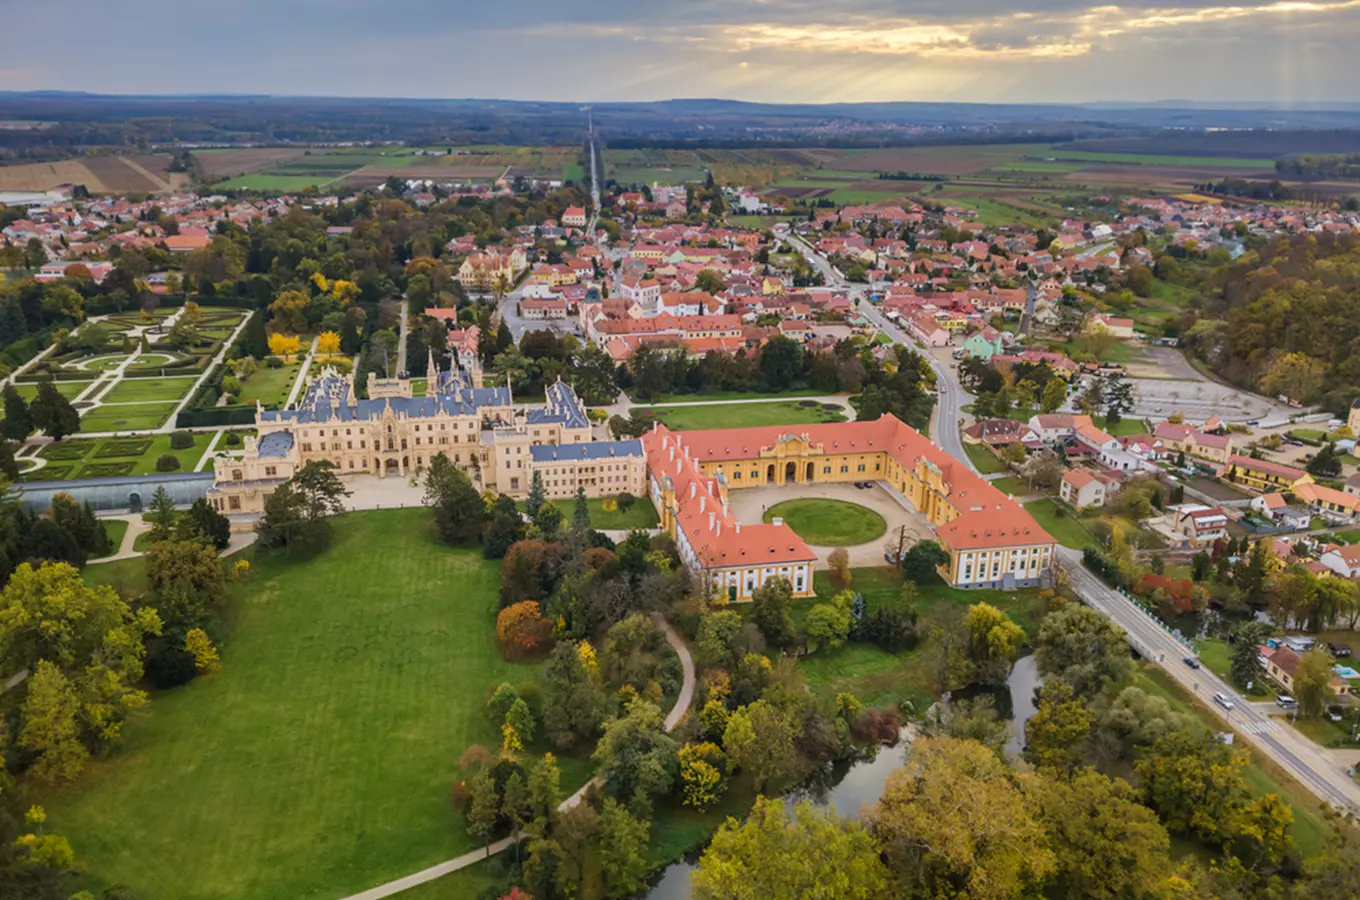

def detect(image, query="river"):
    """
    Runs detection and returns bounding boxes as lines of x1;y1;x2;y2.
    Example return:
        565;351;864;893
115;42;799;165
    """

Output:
644;655;1040;899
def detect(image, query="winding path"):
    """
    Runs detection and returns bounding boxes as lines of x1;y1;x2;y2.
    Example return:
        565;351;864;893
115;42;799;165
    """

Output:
338;614;697;900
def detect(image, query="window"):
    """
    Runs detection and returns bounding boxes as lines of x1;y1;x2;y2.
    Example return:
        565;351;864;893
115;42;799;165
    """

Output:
823;466;831;474
840;465;848;473
232;469;243;481
264;466;277;477
857;464;865;472
733;471;741;480
228;496;241;510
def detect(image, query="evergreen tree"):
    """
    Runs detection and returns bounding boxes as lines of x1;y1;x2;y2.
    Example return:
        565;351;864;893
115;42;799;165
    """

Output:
496;320;514;353
423;453;485;544
525;470;548;519
0;440;17;481
176;497;232;550
145;486;178;542
29;383;79;442
483;495;524;559
571;486;591;537
243;310;269;359
0;384;32;441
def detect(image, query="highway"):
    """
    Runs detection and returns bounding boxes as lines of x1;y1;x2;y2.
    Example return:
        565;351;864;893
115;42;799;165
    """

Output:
787;230;1360;814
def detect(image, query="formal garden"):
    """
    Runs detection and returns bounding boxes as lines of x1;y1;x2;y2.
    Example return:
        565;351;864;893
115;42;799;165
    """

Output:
27;431;215;481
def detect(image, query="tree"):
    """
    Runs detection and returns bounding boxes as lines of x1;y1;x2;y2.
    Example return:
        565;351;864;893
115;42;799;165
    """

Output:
176;497;232;551
19;660;89;784
243;310;269;358
1293;649;1336;717
750;577;795;645
1135;727;1250;844
901;540;949;584
758;336;803;390
184;627;220;672
677;742;727;810
1035;767;1175;900
0;384;32;440
694;269;726;294
424;453;485;544
144;538;226;627
872;737;1055;899
267;332;302;357
592;699;677;809
826;548;852;587
722;699;797;791
0;440;17;481
483;495;524;560
1024;679;1092;772
145;486;178;542
1307;442;1342;478
1260;351;1324;403
316;330;341;355
256;461;350;551
525;470;548;520
500;770;530;862
1034;603;1132;698
1229;621;1271;689
541;640;606;750
506;698;536;746
28;382;79;441
527;752;563;832
693;796;888;900
598;798;650;899
466;767;500;857
963;602;1025;684
805;590;854;652
569;485;591;540
268;289;310;333
1040;378;1066;414
496;601;553;660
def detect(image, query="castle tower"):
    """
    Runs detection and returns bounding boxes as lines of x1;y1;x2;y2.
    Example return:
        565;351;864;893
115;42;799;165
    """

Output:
426;347;439;396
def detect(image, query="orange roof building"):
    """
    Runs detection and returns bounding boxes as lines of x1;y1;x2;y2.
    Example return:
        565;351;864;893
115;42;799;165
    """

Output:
642;415;1056;598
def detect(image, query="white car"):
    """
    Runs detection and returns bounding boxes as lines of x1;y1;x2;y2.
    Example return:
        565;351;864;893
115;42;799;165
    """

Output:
1213;692;1235;711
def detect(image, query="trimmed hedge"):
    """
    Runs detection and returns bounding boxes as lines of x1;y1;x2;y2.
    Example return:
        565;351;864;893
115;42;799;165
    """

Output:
155;454;181;472
24;464;73;481
176;406;258;429
41;442;94;461
96;439;153;459
77;461;136;478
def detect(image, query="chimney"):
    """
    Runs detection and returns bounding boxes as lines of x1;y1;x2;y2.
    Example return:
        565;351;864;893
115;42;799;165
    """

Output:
772;517;784;527
699;495;706;513
735;522;741;534
709;511;715;531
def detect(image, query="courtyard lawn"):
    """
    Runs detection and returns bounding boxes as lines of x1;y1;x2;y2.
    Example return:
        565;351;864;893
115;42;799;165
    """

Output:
529;497;660;531
78;404;176;433
1024;498;1096;550
82;557;148;597
763;498;887;546
648;388;830;403
636;401;845;431
964;442;1007;474
98;376;199;404
13;380;93;401
49;509;593;900
1095;416;1148;437
989;475;1033;497
234;360;305;409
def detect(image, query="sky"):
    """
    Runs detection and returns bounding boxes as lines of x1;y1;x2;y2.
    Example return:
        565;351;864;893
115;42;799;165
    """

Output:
2;0;1357;105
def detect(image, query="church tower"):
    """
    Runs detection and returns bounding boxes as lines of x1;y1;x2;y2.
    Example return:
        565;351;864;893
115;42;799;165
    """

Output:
426;347;439;396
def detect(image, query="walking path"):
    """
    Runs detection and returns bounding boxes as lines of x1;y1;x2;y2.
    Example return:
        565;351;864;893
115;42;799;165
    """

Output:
193;430;226;473
85;514;258;565
163;311;253;431
338;615;697;900
283;337;321;409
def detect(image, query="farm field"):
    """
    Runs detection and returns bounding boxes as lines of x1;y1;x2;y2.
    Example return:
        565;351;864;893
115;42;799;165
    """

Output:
47;509;595;900
0;155;184;193
633;400;846;431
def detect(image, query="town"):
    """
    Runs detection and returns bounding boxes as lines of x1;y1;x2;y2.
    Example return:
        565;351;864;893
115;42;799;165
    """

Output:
3;121;1360;900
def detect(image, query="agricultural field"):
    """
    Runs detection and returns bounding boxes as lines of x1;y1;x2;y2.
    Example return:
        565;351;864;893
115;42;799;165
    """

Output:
192;148;309;178
212;147;509;191
0;154;185;193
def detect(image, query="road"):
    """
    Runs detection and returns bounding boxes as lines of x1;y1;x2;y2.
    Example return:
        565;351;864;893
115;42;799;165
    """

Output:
584;108;601;239
789;229;1360;814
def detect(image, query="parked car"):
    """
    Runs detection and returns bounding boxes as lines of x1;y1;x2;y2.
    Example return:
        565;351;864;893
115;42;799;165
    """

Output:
1277;695;1297;708
1183;657;1201;669
1329;643;1353;658
1214;692;1235;711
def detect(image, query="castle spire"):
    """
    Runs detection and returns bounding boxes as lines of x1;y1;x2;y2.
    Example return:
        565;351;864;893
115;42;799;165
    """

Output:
426;347;438;396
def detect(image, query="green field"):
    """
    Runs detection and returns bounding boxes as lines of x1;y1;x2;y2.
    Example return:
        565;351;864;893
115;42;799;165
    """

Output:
1024;498;1096;550
49;509;594;900
78;403;176;433
233;361;305;408
964;442;1008;474
1040;150;1272;168
217;174;341;191
98;377;198;404
989;476;1032;496
763;498;887;546
635;401;846;431
13;380;93;401
525;496;661;531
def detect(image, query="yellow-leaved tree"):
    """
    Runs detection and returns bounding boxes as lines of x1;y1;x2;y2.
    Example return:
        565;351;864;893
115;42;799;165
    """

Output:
316;331;342;356
330;280;360;306
268;333;302;357
184;628;220;673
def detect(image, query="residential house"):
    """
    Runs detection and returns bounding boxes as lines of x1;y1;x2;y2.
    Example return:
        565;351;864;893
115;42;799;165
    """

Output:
1225;455;1313;493
1250;492;1312;529
1266;645;1350;697
1060;470;1106;509
1153;423;1234;464
1294;482;1360;523
562;207;587;228
1085;312;1135;339
1171;505;1230;546
1320;543;1360;578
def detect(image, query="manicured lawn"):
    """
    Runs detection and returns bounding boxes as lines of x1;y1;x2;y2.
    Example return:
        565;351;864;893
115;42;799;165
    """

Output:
1024;498;1095;550
13;380;93;401
49;509;593;900
649;388;829;403
82;556;148;598
234;361;304;408
763;498;887;546
92;519;129;558
532;496;660;531
990;475;1032;496
964;442;1007;474
98;376;198;404
1095;415;1148;437
78;404;176;432
1327;529;1360;545
27;433;207;481
636;401;846;431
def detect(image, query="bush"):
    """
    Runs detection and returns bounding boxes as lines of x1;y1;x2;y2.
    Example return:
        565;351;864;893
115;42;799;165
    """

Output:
41;441;94;461
169;431;195;450
147;637;197;689
264;356;285;369
495;601;554;660
155;454;181;472
225;432;242;447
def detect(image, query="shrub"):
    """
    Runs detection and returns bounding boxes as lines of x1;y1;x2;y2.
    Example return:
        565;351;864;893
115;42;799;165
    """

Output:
225;432;242;447
77;461;136;478
220;376;242;397
495;601;554;660
95;439;152;459
169;431;194;450
264;356;285;369
155;454;181;472
41;442;93;461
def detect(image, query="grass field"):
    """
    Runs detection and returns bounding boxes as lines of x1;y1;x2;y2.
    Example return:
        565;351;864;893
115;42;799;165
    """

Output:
13;380;93;401
78;404;176;433
98;377;198;404
93;519;129;558
50;509;594;900
989;476;1033;496
1040;149;1272;168
234;361;304;408
636;401;846;431
1024;498;1096;550
964;442;1008;474
763;498;887;546
526;497;661;531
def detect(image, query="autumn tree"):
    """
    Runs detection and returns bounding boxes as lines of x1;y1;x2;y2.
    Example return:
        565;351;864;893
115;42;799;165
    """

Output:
267;332;302;357
496;601;553;661
722;699;798;791
268;289;310;333
1034;603;1132;698
677;742;727;810
316;330;342;355
19;660;89;784
1293;649;1336;718
963;602;1025;684
466;767;500;856
1259;351;1325;403
871;736;1055;899
424;453;485;544
693;796;888;900
1024;679;1092;772
541;640;607;749
598;798;650;899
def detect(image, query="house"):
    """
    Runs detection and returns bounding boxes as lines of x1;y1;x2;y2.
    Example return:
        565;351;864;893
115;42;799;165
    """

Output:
1153;423;1234;464
1172;504;1230;546
1320;543;1360;578
1345;472;1360;497
963;418;1042;450
1250;492;1311;529
1085;312;1135;339
961;329;1006;361
1060;469;1106;509
1266;645;1350;697
1348;397;1360;435
562;207;587;228
1294;482;1360;523
1225;455;1313;493
1028;413;1094;445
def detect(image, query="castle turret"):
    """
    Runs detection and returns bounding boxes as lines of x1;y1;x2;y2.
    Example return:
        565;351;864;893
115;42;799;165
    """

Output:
426;347;438;396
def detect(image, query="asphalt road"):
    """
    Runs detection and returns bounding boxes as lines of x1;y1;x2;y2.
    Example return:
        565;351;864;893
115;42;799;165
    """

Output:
788;230;1360;813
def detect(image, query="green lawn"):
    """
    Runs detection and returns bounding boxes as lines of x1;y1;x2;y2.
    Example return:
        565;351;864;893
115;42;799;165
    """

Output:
92;519;129;558
989;476;1032;496
647;388;829;403
13;380;93;401
233;361;304;408
636;401;845;431
525;496;661;531
763;498;887;546
26;433;208;482
964;442;1008;474
50;509;594;900
78;404;176;433
83;556;148;597
1095;416;1148;437
98;376;199;404
1024;498;1095;550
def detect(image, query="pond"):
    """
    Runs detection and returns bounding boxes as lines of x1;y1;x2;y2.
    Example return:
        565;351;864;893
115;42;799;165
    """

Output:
644;656;1041;899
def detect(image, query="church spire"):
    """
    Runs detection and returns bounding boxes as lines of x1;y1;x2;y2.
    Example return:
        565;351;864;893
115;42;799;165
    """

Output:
426;347;438;396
